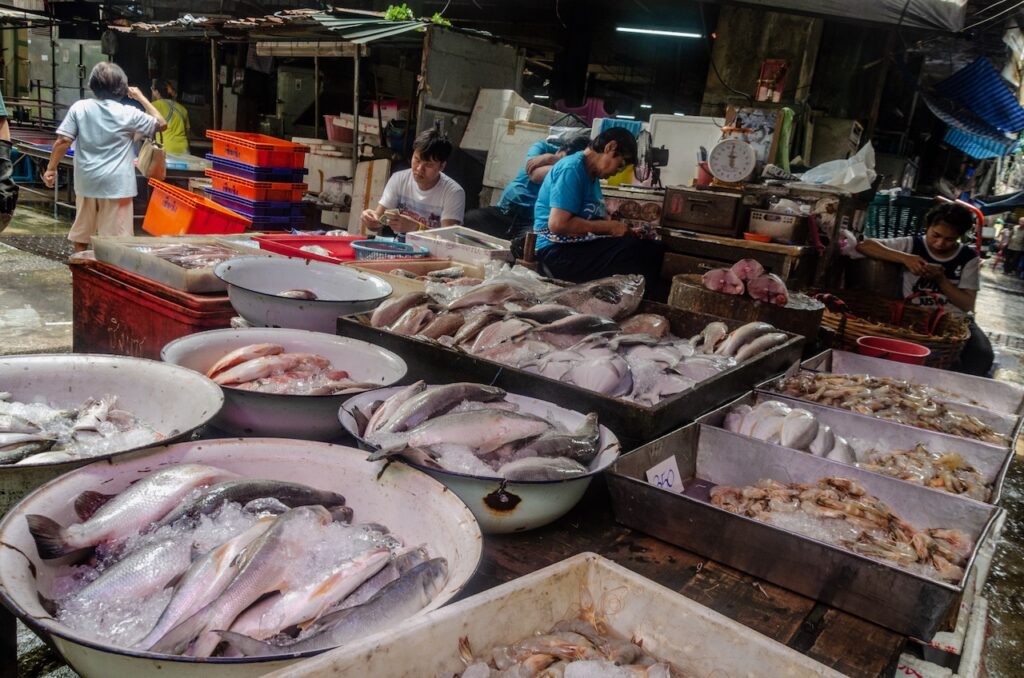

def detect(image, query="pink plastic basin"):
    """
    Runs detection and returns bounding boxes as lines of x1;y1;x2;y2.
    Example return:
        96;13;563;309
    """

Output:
856;336;931;365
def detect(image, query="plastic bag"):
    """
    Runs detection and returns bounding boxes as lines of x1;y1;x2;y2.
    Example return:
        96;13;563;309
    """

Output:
546;126;591;153
799;143;877;192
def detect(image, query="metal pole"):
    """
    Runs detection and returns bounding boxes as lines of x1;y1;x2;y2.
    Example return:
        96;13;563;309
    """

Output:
352;48;360;178
314;53;320;138
211;39;220;130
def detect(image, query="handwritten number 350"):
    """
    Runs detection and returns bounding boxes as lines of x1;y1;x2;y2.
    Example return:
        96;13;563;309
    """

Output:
654;469;675;489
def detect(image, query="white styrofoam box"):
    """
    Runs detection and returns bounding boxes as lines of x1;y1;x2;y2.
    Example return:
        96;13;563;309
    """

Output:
463;89;530;152
515;102;563;126
481;118;550;190
331;112;381;136
273;553;844;678
406;226;512;265
648;114;725;189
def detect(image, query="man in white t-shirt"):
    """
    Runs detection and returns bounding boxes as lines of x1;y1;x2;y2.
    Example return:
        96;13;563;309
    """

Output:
43;62;166;252
361;129;465;233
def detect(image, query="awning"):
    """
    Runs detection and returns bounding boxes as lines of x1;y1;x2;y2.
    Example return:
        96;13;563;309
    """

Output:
732;0;967;32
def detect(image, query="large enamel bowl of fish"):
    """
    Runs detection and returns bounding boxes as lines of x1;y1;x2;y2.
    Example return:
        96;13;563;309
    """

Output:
161;328;407;440
0;437;482;677
339;383;622;534
0;354;223;514
214;256;393;333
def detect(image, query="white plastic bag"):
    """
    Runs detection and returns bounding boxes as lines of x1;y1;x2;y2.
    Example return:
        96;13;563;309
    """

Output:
799;143;877;192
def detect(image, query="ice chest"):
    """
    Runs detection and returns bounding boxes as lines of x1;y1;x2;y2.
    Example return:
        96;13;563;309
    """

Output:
405;226;512;266
70;258;235;360
661;186;744;237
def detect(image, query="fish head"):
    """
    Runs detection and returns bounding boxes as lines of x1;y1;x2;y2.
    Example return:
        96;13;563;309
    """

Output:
417;558;449;599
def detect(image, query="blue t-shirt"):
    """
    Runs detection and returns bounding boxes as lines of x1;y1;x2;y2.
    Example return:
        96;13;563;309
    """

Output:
533;152;605;250
498;141;559;212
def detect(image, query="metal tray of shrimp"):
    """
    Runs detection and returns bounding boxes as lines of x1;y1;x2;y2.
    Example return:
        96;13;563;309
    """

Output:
336;301;804;447
697;391;1014;505
755;353;1022;449
605;424;1004;639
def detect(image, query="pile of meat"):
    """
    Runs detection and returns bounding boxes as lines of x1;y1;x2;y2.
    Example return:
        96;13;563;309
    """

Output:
724;399;855;463
132;243;238;270
701;259;790;306
205;343;378;395
366;274;790;406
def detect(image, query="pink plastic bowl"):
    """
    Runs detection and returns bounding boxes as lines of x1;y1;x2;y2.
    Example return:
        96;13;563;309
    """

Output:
856;335;931;365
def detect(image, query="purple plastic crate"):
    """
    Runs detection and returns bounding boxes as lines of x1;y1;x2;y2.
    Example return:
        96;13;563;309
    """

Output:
205;154;309;182
248;214;308;231
206;188;305;218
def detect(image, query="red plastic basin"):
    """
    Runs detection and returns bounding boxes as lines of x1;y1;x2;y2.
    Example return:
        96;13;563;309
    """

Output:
856;336;931;365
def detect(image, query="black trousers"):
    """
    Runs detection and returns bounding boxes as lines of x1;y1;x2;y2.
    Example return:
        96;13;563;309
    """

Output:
953;319;995;377
535;237;666;291
462;205;534;240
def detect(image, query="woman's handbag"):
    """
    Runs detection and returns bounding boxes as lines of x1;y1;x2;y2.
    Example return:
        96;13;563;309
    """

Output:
138;137;166;180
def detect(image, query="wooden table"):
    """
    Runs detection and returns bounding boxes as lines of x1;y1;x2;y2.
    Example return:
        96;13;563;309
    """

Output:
461;478;906;678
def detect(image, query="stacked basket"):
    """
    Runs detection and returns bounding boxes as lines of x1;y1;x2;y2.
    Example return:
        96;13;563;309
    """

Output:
204;131;309;231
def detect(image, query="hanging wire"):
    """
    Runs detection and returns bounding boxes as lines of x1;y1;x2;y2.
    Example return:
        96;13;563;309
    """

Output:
960;0;1024;33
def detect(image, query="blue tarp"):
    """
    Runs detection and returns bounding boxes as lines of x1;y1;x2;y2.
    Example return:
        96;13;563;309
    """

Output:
936;58;1024;133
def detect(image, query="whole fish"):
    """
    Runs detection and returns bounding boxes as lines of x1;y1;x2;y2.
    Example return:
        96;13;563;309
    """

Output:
510;304;577;324
0;413;40;434
216;558;448;656
426;265;465;280
0;437;57;465
498;456;589;481
369;410;551;460
389;305;436;336
715;322;774;357
700;321;730;353
206;344;284;378
227;547;390;640
332;546;429;612
417;312;465;340
72;538;192;605
448;283;530;311
213;353;331;386
543;275;644;320
149;505;333;657
154;479;346;529
469;319;534;353
365;381;426;436
372;383;507;435
534;314;620;345
734;332;788;362
72;395;115;432
26;464;238;559
515;413;601;465
137;517;274;650
619;313;671;339
453;309;504;346
370;292;432;328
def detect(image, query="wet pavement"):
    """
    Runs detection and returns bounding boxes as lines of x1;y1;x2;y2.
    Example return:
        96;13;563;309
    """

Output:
0;208;1022;676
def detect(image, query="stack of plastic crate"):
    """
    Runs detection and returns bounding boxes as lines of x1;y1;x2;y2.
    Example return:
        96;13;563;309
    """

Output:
204;131;309;231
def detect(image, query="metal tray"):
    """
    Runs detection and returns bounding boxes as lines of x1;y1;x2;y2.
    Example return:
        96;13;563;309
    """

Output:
336;301;805;446
804;349;1024;416
756;355;1022;447
697;391;1014;505
606;424;1003;639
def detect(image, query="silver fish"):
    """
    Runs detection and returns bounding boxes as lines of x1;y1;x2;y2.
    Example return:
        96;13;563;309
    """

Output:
426;265;465;279
370;292;432;328
0;438;57;465
700;321;730;354
365;381;426;436
542;275;644;320
734;331;788;362
154;479;346;529
469;319;534;354
453;309;505;345
369;409;551;460
373;383;506;435
205;344;284;378
72;395;115;432
137;517;275;650
0;413;40;434
417;312;465;340
510;304;578;324
73;538;192;605
448;283;530;311
514;413;601;466
26;464;238;559
389;305;436;336
213;353;331;386
332;546;430;612
150;505;333;657
216;558;449;656
498;456;589;481
714;322;774;357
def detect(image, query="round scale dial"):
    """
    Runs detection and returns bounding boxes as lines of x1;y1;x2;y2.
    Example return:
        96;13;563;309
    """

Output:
707;138;757;183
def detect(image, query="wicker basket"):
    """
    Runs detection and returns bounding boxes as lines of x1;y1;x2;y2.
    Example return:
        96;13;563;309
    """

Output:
816;289;970;369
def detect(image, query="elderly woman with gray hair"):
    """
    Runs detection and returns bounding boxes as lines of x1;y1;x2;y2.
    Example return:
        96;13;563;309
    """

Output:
43;62;166;252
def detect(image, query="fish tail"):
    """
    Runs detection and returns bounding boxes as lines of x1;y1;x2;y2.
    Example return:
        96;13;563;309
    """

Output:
25;515;73;560
73;490;115;521
365;446;404;462
148;606;214;655
213;630;276;657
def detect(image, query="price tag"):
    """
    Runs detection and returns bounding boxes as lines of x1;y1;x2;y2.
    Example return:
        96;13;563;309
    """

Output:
645;456;684;495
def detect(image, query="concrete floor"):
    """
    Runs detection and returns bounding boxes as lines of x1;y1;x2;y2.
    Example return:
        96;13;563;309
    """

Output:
1;206;1022;676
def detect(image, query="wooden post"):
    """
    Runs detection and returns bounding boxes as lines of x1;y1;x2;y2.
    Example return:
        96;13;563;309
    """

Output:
352;48;360;178
210;38;220;130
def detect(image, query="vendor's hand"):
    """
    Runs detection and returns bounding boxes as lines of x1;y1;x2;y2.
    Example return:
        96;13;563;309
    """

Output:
126;86;146;102
360;209;382;231
901;254;933;277
43;169;57;189
604;221;630;238
389;213;426;234
525;153;558;175
921;263;945;280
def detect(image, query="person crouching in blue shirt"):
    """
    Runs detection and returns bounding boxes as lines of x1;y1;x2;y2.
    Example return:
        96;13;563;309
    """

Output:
532;127;665;290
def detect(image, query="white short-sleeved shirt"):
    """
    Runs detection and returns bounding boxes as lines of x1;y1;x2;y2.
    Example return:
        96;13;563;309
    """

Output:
378;169;465;229
872;235;980;315
56;98;157;199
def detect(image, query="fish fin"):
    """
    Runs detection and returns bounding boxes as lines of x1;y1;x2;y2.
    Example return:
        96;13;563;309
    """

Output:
149;607;214;655
38;594;58;617
73;490;115;521
330;506;353;524
365;445;405;462
25;515;73;560
213;630;276;657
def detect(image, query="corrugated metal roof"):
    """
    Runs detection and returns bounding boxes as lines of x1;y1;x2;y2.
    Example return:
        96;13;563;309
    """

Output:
943;127;1009;160
936;57;1024;133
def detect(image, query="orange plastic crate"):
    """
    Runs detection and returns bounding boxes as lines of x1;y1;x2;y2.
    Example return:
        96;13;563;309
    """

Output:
143;179;251;236
205;169;307;202
206;131;309;168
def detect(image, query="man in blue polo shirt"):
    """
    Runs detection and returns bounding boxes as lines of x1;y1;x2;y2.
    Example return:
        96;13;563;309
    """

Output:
532;127;665;288
0;88;19;231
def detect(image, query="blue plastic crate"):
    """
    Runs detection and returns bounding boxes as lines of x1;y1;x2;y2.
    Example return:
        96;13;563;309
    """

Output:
205;154;309;182
248;214;308;230
351;240;430;260
206;188;304;218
